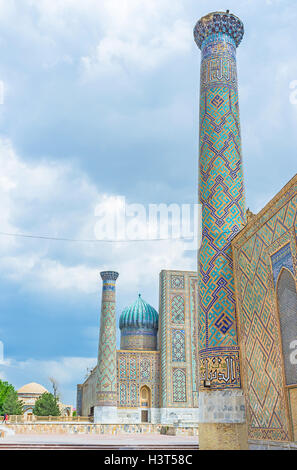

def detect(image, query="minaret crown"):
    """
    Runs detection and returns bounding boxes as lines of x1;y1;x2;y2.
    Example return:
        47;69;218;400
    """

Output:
100;271;119;281
194;11;244;49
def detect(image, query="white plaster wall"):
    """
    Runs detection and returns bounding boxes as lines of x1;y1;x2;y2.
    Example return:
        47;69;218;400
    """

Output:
199;390;246;423
94;406;118;424
117;408;161;424
93;406;199;424
160;407;199;425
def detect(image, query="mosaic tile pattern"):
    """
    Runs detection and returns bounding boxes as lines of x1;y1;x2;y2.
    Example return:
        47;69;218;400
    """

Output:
171;295;185;323
159;270;199;408
159;271;168;406
119;383;127;406
117;351;160;408
194;11;244;49
277;268;297;386
172;329;186;362
232;178;297;441
271;243;294;287
130;357;137;380
140;359;151;380
173;369;187;403
96;271;119;406
189;276;199;407
195;14;246;390
171;274;184;290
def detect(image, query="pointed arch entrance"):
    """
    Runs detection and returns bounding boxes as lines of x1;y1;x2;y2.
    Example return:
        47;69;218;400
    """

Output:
140;385;151;423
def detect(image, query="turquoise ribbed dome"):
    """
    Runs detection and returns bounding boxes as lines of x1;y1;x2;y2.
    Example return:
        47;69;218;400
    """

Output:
119;294;158;330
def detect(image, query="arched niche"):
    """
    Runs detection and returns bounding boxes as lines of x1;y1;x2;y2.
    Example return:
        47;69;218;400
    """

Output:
277;268;297;386
140;385;151;423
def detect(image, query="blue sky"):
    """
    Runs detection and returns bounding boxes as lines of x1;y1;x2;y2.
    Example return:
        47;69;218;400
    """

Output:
0;0;296;406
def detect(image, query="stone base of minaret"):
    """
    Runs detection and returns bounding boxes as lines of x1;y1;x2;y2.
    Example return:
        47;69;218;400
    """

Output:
198;390;248;450
160;408;199;425
94;406;118;424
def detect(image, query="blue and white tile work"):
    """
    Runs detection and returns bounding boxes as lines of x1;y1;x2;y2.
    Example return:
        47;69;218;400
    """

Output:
77;269;199;426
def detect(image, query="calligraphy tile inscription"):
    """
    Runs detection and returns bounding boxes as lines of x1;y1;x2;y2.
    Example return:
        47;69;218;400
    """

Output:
199;347;241;388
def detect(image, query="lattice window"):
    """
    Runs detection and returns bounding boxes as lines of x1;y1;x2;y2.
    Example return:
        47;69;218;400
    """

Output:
172;329;185;362
171;295;185;323
173;368;186;402
140;359;151;380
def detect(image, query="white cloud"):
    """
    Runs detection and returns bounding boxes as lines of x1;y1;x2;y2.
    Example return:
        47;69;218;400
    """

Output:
0;356;97;405
82;18;191;75
0;137;195;298
21;0;191;76
38;260;98;294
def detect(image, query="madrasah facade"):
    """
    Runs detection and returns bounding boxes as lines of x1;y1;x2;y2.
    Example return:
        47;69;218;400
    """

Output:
77;270;199;426
77;11;297;450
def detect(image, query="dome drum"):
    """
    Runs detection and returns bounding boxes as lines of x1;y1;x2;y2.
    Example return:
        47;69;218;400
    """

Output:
120;327;158;351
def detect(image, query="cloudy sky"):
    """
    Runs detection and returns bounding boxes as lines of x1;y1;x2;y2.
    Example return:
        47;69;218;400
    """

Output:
0;0;296;406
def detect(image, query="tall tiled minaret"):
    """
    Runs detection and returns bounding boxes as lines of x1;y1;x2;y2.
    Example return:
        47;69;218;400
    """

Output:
194;11;247;449
94;270;119;423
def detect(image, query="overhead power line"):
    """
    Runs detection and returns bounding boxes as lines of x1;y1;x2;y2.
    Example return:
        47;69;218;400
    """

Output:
0;231;196;243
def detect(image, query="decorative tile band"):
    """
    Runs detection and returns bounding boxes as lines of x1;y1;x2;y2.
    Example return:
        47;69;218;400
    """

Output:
199;347;241;389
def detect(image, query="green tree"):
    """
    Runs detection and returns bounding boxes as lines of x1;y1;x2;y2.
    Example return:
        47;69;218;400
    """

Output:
33;392;61;417
0;381;18;415
3;389;23;415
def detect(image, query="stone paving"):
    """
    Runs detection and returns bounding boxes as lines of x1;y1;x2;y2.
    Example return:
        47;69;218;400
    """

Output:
0;432;198;446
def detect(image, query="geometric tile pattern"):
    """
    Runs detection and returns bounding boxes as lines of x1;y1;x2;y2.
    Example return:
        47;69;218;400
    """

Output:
159;271;168;406
159;270;199;408
140;359;151;380
171;295;185;323
129;358;137;380
119;383;127;406
96;271;119;406
189;277;199;407
130;383;137;406
197;27;246;390
117;351;160;408
171;275;184;290
119;357;126;379
277;268;297;386
271;243;294;287
194;12;244;49
172;368;187;403
172;329;186;362
232;177;297;441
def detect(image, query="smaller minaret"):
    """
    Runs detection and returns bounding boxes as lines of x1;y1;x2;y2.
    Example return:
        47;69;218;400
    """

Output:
94;270;119;423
